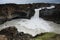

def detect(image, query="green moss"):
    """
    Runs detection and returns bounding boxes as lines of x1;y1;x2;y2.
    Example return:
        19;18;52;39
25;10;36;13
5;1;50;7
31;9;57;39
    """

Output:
34;33;56;40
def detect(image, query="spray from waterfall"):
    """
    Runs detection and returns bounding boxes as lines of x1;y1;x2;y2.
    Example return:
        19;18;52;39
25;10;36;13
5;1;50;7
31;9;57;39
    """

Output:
0;5;60;37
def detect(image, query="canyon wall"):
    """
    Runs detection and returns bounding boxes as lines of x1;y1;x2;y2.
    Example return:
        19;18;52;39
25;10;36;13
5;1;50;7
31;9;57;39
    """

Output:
0;3;60;24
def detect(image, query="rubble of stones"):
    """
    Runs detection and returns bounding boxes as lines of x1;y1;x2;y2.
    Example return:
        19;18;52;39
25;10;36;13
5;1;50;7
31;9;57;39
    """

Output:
0;26;33;40
0;3;60;24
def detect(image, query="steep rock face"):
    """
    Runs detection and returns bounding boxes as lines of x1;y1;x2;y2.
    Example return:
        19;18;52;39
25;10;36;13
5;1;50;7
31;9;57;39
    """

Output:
0;4;35;24
0;3;60;24
39;5;60;24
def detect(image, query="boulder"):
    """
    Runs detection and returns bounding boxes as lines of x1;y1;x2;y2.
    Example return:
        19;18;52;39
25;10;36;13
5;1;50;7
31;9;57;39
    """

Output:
0;26;18;36
0;26;33;40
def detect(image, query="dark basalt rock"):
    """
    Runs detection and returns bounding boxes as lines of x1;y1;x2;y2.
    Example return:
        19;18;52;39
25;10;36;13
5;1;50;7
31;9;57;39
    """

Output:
0;4;35;24
0;26;18;36
0;26;33;40
0;3;60;24
12;9;35;19
39;6;60;24
10;12;27;20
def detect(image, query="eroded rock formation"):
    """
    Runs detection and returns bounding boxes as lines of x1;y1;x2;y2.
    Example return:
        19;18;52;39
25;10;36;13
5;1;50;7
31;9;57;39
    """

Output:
0;26;33;40
0;3;60;24
39;4;60;24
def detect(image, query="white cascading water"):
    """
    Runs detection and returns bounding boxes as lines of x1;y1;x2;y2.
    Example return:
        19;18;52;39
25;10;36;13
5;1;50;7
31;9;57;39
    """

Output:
0;6;60;37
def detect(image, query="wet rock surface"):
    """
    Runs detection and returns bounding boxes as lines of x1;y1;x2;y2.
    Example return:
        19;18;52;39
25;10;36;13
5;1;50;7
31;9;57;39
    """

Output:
0;4;35;24
39;5;60;24
0;3;60;24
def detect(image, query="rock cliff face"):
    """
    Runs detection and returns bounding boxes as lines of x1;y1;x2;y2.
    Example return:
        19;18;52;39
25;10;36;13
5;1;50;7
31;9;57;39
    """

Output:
0;3;35;24
0;3;60;40
39;4;60;24
0;3;60;24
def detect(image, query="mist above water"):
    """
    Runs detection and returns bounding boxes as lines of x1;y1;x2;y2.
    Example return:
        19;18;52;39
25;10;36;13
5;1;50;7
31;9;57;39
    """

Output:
0;6;60;37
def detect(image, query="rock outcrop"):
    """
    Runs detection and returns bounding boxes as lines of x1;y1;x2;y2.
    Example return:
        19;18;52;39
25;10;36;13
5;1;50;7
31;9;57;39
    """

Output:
0;26;60;40
0;3;35;24
39;4;60;24
0;26;33;40
0;3;60;24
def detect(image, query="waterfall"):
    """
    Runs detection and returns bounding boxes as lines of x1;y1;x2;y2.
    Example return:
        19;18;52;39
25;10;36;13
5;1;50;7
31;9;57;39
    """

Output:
0;6;60;37
32;8;41;18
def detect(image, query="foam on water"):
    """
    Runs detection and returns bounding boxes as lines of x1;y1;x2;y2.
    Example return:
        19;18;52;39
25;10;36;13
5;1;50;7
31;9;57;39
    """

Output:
0;6;60;37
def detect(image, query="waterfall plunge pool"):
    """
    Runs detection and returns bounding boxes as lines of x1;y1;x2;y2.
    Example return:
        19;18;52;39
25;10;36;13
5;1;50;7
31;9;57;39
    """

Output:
0;6;60;37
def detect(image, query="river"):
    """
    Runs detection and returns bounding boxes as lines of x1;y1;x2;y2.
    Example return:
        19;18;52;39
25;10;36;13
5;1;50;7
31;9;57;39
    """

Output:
0;6;60;37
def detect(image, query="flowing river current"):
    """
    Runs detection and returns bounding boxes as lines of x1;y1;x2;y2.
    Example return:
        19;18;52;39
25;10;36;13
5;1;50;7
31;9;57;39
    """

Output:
0;6;60;37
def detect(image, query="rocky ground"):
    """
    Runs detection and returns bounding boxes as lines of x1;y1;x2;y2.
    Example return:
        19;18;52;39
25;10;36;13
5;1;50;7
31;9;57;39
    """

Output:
0;26;60;40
